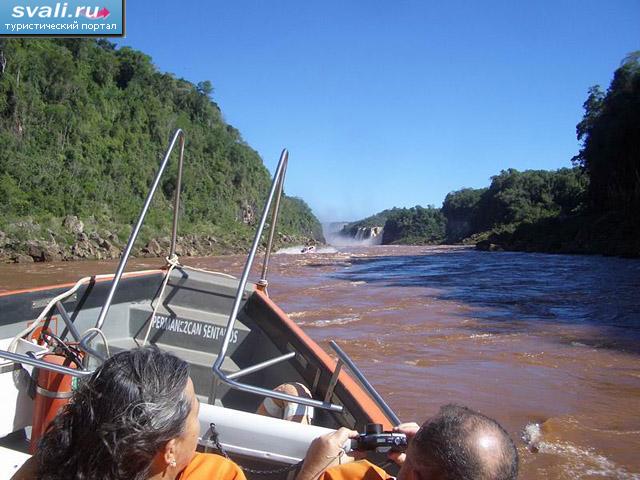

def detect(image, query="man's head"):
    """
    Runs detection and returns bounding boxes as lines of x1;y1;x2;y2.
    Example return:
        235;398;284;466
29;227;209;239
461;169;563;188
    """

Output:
398;404;518;480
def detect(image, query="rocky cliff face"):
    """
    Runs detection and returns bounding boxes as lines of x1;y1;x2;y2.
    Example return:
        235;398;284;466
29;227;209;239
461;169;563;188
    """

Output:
444;218;473;243
0;216;121;263
0;215;317;263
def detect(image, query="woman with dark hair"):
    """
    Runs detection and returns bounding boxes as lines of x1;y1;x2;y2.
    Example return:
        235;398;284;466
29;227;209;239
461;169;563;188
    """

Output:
13;346;246;480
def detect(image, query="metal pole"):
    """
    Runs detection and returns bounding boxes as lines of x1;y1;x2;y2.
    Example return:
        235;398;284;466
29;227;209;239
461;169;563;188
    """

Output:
92;129;184;332
213;150;288;366
330;341;401;425
0;350;93;378
210;150;342;412
227;352;295;380
56;301;81;342
79;130;185;362
260;149;288;285
324;359;344;403
169;133;186;259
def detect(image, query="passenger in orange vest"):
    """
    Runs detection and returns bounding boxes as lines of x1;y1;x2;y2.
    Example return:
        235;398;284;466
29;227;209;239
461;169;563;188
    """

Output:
297;404;518;480
12;347;245;480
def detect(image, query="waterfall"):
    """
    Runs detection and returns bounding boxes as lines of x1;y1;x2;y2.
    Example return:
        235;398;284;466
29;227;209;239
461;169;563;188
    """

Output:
323;223;384;246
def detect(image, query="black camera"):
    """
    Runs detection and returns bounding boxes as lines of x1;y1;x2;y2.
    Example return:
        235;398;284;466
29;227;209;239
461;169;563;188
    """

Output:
350;423;408;453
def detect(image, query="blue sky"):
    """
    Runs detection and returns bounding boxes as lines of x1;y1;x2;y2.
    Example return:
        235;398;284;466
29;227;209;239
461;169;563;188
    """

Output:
120;1;639;222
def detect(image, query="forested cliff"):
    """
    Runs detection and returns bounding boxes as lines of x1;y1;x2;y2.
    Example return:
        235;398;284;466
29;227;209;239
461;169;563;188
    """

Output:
0;39;323;262
341;53;640;256
340;207;444;245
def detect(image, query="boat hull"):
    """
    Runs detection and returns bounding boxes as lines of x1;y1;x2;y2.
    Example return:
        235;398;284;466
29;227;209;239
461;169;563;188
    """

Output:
0;268;394;474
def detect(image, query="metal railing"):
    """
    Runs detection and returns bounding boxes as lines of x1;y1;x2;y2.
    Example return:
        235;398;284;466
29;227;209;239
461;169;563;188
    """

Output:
79;129;186;358
0;350;92;378
0;131;186;376
0;135;403;426
210;150;343;413
257;150;287;292
328;341;401;426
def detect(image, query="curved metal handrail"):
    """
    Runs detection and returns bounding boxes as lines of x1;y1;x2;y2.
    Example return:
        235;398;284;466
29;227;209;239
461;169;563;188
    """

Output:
211;149;343;413
258;153;287;291
0;350;92;378
329;341;401;426
80;129;186;357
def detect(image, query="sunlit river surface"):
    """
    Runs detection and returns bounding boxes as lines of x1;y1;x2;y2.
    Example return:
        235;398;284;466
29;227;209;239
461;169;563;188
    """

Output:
1;245;639;479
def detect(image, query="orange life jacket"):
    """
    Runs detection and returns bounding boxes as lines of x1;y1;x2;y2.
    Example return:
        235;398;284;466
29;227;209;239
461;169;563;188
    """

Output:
319;460;393;480
179;453;247;480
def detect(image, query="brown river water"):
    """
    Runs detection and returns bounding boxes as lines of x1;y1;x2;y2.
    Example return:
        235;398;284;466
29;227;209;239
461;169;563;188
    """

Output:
1;245;639;479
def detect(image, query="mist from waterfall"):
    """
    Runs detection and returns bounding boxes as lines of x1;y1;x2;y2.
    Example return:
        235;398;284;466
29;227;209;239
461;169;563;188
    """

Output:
322;222;384;247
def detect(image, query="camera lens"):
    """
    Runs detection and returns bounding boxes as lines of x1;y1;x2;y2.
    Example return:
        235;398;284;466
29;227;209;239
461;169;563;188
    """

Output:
365;423;383;435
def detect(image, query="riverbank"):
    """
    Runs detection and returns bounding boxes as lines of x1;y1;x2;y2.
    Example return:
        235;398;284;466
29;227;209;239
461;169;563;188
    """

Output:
474;212;640;258
0;215;317;264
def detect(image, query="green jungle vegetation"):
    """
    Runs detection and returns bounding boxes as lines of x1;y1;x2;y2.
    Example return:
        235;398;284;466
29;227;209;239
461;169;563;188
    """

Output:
442;167;589;249
0;39;323;261
343;53;640;256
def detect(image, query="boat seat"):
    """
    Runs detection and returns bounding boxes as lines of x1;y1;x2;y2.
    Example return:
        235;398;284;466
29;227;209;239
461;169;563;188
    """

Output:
107;338;240;401
128;303;251;356
165;267;253;313
197;403;334;464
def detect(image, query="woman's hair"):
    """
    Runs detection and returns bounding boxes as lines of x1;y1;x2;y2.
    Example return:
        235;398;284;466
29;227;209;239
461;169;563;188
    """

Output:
35;346;192;480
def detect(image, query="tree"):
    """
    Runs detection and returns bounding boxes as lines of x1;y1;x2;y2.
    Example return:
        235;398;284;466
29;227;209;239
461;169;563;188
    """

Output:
197;80;213;96
573;52;640;215
0;39;324;251
442;188;486;241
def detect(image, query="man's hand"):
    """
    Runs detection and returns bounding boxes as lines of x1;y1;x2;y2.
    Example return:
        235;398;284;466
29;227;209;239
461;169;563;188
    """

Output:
297;427;359;480
387;422;420;466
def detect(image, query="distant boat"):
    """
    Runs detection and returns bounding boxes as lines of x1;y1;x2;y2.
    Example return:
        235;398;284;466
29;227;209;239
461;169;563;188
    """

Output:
0;131;400;476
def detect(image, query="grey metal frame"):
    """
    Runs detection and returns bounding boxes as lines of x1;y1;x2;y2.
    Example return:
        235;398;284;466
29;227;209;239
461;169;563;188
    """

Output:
329;341;401;426
258;151;287;290
0;350;92;378
0;134;403;425
57;301;81;342
80;129;186;356
0;130;187;376
210;150;343;413
209;149;405;423
227;352;296;380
